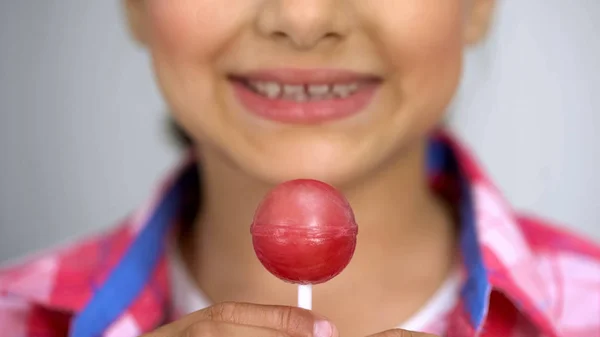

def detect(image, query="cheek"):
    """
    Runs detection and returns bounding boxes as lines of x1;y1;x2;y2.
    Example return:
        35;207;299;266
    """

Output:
142;0;251;143
368;0;464;103
371;0;464;67
144;0;241;59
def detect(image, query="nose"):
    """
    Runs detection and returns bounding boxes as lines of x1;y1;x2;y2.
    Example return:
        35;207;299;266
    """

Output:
256;0;349;50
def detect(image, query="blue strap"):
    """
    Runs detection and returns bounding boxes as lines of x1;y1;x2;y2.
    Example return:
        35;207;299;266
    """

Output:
428;137;490;328
71;180;183;337
458;177;490;328
426;137;446;175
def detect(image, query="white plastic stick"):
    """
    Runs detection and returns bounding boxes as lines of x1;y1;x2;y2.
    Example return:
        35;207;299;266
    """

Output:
297;284;312;310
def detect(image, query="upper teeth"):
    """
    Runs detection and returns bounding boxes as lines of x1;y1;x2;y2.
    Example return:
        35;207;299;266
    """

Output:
247;81;361;101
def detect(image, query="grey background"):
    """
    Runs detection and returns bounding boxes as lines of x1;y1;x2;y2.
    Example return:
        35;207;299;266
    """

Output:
1;0;599;262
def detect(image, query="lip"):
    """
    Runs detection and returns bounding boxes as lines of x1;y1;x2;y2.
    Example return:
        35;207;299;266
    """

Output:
229;69;381;124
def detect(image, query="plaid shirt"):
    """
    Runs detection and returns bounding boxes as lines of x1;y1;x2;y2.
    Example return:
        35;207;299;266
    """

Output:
1;130;599;337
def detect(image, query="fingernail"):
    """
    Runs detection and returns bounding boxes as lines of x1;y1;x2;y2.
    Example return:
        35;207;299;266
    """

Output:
313;320;333;337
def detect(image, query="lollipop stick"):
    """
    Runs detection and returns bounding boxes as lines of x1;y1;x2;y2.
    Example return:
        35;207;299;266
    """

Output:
297;284;312;310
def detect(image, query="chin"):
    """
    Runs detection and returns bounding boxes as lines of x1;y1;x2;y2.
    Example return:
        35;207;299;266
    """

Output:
235;139;378;188
248;158;365;189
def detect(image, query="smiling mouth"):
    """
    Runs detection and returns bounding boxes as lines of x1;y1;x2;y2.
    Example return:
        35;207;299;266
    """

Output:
233;78;373;102
229;69;382;124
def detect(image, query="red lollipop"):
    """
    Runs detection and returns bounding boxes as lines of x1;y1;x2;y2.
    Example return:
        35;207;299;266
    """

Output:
250;179;358;287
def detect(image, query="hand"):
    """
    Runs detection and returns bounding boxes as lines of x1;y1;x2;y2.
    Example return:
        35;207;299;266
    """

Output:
140;302;337;337
366;330;438;337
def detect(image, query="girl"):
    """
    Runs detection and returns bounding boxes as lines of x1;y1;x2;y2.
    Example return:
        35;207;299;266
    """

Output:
1;0;599;336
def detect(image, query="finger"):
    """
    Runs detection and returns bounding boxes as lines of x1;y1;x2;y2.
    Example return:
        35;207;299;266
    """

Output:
200;302;336;337
366;329;439;337
145;302;336;337
183;321;293;337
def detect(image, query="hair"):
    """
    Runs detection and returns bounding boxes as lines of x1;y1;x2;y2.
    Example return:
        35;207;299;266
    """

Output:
168;117;193;148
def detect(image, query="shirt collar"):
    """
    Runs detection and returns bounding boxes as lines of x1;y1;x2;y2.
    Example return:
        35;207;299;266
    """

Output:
0;130;558;336
438;132;558;336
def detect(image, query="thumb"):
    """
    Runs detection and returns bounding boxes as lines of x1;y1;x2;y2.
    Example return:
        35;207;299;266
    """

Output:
314;317;340;337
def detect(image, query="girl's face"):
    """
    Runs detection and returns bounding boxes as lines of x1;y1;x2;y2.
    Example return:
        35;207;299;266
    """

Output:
126;0;493;186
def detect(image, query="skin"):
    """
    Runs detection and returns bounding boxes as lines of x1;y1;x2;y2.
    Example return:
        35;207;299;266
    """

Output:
141;302;437;337
126;0;495;336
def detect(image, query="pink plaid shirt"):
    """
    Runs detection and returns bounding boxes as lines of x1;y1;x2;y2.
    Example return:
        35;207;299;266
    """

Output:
1;130;599;337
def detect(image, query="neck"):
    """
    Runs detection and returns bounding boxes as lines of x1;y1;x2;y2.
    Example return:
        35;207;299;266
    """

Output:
182;139;457;307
